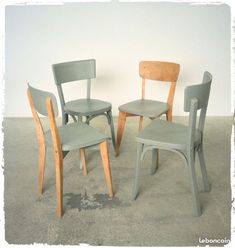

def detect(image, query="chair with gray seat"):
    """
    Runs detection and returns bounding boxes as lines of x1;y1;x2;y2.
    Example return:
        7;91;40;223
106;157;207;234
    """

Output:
52;59;116;151
132;71;212;216
27;84;113;217
116;61;180;156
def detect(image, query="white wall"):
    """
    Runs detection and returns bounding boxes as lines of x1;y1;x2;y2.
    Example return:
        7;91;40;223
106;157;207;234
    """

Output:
4;2;232;117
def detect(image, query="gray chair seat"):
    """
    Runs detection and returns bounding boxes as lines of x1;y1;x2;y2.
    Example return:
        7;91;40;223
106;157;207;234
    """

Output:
136;119;201;151
119;99;169;118
45;122;109;151
64;98;111;116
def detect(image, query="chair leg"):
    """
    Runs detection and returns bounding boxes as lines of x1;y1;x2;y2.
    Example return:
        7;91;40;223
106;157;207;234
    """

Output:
187;153;201;216
132;143;144;200
107;110;116;152
116;111;127;156
38;141;46;194
79;148;87;176
100;141;113;197
62;113;68;125
55;154;63;217
198;147;210;192
139;116;144;131
166;109;172;122
151;148;159;175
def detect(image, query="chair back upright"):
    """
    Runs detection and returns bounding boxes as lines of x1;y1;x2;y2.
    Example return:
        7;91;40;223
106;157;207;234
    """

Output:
52;59;96;111
27;84;61;156
139;61;180;115
184;71;212;148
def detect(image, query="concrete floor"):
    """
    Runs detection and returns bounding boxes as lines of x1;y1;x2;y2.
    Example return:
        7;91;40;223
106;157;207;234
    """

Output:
3;116;233;246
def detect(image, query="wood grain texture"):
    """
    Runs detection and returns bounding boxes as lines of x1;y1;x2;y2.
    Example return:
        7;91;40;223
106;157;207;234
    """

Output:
46;97;64;218
79;148;87;176
100;141;113;197
27;89;46;194
116;111;127;156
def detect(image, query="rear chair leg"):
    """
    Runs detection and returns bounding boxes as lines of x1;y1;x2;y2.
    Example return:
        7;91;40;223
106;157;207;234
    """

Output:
38;141;46;194
116;111;127;156
79;148;87;176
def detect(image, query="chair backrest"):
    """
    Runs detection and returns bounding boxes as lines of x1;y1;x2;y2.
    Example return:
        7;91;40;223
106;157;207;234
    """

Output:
27;84;58;117
184;71;212;147
52;59;96;106
139;61;180;114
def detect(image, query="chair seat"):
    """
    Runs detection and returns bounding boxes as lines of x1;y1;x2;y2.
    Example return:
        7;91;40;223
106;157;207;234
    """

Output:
136;119;201;150
119;99;169;118
45;122;109;151
64;98;111;116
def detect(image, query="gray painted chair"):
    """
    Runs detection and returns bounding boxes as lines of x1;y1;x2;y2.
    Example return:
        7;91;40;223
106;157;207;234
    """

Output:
52;59;116;151
116;61;180;156
27;84;113;217
132;71;212;216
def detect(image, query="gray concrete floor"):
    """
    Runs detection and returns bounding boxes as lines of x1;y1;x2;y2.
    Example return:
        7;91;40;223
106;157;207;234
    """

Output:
3;116;233;246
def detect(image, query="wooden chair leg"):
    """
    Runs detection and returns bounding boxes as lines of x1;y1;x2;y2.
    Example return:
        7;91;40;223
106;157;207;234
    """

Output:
38;141;46;194
116;111;127;156
79;148;87;176
139;116;144;131
166;109;172;122
100;141;113;197
55;154;63;217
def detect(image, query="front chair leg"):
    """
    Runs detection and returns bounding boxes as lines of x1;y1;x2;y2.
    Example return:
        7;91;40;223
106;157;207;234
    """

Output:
116;111;127;156
55;154;63;217
132;143;144;200
100;141;113;197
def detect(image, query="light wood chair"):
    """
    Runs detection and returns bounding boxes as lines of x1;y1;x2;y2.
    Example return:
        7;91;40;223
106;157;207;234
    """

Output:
52;59;116;151
116;61;180;156
27;84;113;217
132;72;212;216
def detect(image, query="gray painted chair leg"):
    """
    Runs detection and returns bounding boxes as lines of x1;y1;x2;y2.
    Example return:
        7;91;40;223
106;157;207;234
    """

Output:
62;113;68;125
151;148;159;174
132;143;144;200
187;153;202;216
198;148;210;192
107;110;116;151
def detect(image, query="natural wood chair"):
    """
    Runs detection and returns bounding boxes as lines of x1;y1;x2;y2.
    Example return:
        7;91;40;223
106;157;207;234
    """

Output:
116;61;180;156
52;59;116;151
27;84;113;217
132;72;212;216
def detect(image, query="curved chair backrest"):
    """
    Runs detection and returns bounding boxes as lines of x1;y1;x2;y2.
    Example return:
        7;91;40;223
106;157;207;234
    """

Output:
184;71;212;112
139;61;180;82
27;84;58;117
52;59;96;85
183;71;212;147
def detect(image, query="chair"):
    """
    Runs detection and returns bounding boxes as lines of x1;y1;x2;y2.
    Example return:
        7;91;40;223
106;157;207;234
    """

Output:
52;59;116;151
27;84;113;217
132;71;212;216
116;61;180;156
